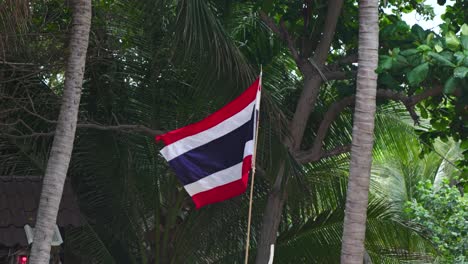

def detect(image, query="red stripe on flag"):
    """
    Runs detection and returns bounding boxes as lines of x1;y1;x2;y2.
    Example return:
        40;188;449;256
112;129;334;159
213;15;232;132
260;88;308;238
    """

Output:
156;79;260;145
191;155;252;209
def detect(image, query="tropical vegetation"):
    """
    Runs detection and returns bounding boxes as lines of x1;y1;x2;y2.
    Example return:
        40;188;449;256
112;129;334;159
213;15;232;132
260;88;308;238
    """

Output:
0;0;466;263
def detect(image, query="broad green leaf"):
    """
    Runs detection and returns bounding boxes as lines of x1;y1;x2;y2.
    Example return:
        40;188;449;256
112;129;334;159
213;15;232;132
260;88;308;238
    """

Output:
417;44;432;52
445;31;460;51
390;48;400;56
461;35;468;50
378;55;393;71
453;66;468;78
454;52;465;65
407;62;429;86
400;49;420;56
394;55;409;67
428;51;456;67
461;24;468;36
443;77;458;94
412;24;426;41
435;44;443;53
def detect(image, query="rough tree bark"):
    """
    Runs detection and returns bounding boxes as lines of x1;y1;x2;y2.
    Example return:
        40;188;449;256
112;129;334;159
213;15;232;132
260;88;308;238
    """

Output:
340;0;379;263
29;0;91;263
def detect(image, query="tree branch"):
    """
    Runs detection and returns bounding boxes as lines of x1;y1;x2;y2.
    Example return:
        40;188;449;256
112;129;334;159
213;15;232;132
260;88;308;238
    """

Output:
0;60;38;66
323;70;356;81
311;0;345;65
0;123;164;138
76;123;164;137
326;54;358;72
295;85;444;164
336;53;358;65
287;0;345;150
259;11;306;72
296;144;351;163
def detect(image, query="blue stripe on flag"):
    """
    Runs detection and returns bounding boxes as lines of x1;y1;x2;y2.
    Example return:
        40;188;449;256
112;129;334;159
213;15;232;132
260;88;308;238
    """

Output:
168;111;254;185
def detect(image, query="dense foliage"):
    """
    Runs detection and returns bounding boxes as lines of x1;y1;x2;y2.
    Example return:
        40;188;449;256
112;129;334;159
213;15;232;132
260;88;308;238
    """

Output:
0;0;466;263
378;22;468;172
405;179;468;263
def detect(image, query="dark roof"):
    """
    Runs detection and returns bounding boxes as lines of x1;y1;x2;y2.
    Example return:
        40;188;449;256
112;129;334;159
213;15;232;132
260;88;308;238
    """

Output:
0;176;82;247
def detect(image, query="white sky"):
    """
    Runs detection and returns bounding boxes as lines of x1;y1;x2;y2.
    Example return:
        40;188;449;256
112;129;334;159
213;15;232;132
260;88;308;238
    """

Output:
384;0;456;32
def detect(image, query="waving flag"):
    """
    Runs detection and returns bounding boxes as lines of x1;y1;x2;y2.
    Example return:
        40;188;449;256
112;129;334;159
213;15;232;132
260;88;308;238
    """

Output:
156;78;262;208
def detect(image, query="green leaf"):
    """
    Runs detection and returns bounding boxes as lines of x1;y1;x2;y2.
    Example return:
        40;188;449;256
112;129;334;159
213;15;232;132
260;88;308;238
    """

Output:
412;24;426;41
461;35;468;50
390;48;400;56
417;44;432;52
443;77;458;94
461;24;468;36
445;31;460;50
435;44;443;53
428;51;456;67
396;55;409;65
427;33;435;45
453;66;468;78
400;49;420;56
407;62;429;86
378;55;393;72
454;52;465;65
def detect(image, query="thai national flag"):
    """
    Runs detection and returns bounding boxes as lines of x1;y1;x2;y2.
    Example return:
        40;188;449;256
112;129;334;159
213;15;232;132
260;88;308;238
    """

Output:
156;78;262;208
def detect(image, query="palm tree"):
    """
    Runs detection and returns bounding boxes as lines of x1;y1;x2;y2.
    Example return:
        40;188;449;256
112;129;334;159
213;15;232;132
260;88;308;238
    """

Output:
0;1;460;263
29;0;92;263
340;0;379;263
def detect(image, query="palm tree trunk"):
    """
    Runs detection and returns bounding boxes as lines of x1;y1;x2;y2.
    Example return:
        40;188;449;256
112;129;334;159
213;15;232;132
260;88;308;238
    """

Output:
29;0;91;263
340;0;378;263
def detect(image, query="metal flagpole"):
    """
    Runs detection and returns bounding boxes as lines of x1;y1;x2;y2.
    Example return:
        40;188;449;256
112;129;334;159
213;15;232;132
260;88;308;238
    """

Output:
244;67;262;264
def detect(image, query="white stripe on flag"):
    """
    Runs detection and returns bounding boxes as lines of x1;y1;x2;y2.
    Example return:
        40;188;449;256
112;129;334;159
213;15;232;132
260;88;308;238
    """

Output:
184;140;253;196
160;101;256;161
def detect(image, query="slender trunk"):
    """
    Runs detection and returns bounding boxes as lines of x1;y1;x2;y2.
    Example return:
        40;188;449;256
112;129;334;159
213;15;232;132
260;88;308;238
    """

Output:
255;162;285;263
340;0;378;263
29;1;91;263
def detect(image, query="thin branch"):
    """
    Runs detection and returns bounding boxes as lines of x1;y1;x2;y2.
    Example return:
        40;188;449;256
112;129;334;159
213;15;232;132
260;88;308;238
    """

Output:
76;124;164;137
0;131;55;139
259;11;306;71
322;144;351;159
295;85;444;164
0;123;164;138
16;102;57;124
408;84;443;105
0;61;38;66
296;144;351;163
